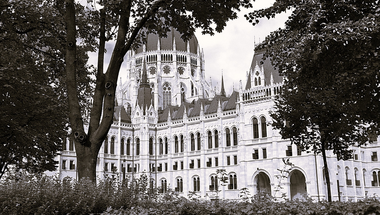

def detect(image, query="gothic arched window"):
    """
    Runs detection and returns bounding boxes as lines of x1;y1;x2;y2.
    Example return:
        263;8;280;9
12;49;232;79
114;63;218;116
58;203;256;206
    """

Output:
214;130;219;148
174;135;179;153
164;137;168;154
261;116;267;138
127;138;131;155
110;136;115;154
208;131;212;149
163;82;171;109
149;137;154;155
136;138;140;155
190;133;195;151
196;132;201;150
232;127;238;145
253;118;259;139
180;134;184;152
193;176;200;191
120;138;125;155
225;128;231;147
159;138;163;155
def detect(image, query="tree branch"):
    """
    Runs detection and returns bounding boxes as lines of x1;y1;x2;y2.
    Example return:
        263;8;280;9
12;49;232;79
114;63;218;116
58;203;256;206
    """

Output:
88;8;106;137
64;0;86;144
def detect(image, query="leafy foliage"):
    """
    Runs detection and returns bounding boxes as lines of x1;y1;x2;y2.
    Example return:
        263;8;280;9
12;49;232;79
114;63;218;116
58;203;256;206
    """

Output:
245;0;380;202
1;173;380;215
0;0;95;178
247;0;380;159
0;0;89;178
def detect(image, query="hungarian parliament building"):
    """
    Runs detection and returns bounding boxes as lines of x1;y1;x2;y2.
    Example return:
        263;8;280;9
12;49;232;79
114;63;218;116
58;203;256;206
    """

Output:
56;29;380;201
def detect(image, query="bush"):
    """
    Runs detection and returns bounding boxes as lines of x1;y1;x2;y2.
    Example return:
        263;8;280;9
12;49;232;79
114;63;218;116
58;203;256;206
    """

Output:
1;173;380;215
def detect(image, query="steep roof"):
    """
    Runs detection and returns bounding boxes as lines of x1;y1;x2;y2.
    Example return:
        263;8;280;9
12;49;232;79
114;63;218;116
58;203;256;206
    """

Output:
113;106;131;123
250;51;283;86
135;28;199;54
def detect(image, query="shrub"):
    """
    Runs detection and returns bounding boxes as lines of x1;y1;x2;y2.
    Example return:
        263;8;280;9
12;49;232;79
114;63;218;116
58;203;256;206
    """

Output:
1;172;380;215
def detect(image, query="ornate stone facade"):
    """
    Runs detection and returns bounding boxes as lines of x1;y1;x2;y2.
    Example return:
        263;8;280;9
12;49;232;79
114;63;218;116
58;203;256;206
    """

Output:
56;30;380;201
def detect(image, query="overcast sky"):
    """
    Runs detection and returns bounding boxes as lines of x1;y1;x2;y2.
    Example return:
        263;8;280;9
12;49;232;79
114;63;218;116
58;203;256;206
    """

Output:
92;0;290;95
195;1;290;94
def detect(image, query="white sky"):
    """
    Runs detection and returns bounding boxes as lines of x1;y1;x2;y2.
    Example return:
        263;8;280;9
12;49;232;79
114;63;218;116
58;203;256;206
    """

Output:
89;0;290;95
195;1;290;94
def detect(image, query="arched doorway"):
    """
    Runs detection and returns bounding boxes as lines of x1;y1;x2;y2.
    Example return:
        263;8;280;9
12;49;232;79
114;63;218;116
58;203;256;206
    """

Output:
254;172;271;195
290;169;307;200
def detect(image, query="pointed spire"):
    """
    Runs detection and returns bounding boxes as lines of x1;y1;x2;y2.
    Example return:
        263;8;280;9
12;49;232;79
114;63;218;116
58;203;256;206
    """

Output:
220;72;226;97
140;58;149;88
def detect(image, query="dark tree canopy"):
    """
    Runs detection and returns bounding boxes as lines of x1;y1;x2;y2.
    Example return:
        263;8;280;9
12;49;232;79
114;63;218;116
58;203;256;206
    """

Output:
0;0;94;178
246;0;380;156
246;0;380;201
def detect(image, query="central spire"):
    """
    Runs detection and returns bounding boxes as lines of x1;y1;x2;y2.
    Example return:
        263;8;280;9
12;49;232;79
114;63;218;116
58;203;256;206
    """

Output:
140;58;149;88
137;58;153;115
220;73;226;97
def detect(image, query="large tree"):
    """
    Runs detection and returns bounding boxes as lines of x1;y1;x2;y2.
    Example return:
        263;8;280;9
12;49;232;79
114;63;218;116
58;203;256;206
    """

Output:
64;0;253;182
246;0;380;201
0;0;94;178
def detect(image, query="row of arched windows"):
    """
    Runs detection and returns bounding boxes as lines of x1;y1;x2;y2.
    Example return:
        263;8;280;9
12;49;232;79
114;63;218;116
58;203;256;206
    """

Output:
338;166;380;187
252;116;267;139
159;173;237;193
104;127;238;156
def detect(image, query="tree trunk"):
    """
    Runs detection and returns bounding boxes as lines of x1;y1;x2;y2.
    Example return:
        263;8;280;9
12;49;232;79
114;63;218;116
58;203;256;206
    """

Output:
75;140;99;181
321;140;332;202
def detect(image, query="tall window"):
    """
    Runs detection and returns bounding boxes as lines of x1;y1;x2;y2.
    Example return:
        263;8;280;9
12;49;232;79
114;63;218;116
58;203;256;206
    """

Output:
120;138;125;155
176;177;183;192
253;118;259;138
136;138;140;155
208;131;212;149
164;137;168;154
193;176;200;191
229;173;237;190
174;135;179;153
225;128;231;147
232;127;238;145
110;136;115;154
127;138;131;155
354;168;360;186
345;167;352;185
103;137;108;154
196;132;201;150
372;170;380;186
149;137;154;155
190;133;195;151
161;179;167;193
159;138;163;155
163;82;171;109
180;135;184;152
261;116;267;138
210;175;218;191
214;130;219;148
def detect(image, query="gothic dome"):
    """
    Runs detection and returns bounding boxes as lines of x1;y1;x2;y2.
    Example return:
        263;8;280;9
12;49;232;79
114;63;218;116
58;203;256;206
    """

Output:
135;28;199;54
